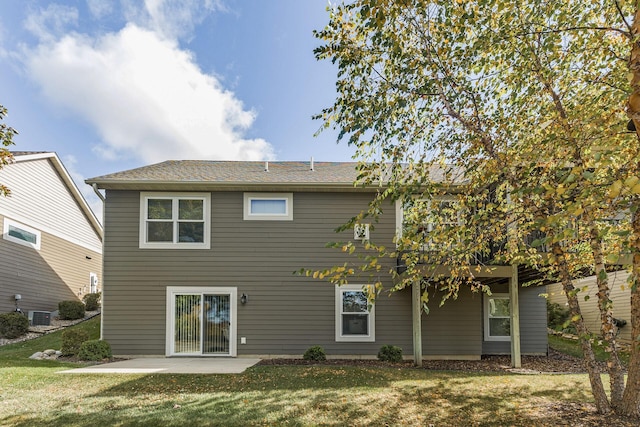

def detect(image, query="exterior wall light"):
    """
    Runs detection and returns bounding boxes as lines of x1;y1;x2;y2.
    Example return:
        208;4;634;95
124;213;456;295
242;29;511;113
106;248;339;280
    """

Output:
240;293;248;304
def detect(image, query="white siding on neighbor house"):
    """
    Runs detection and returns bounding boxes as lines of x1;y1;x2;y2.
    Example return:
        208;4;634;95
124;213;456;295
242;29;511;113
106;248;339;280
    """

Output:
548;272;632;343
0;157;101;252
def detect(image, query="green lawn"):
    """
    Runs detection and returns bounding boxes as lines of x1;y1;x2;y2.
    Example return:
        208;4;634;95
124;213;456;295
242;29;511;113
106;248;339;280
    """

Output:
549;334;631;365
0;319;633;426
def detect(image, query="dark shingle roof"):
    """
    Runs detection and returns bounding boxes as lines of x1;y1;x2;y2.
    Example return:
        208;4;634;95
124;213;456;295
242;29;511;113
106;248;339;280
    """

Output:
87;160;368;191
86;160;463;191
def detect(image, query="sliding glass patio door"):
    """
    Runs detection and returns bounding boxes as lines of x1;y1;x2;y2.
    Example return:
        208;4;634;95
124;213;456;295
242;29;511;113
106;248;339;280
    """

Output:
167;287;237;356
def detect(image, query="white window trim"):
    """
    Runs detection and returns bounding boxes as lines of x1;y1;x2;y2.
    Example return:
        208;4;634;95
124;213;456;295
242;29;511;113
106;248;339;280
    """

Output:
139;192;211;249
3;218;41;250
165;286;237;357
484;293;511;342
243;192;293;221
396;196;461;248
335;284;375;342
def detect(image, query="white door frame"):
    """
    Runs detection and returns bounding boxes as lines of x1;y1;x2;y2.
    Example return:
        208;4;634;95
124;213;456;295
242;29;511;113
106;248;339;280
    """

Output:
166;286;237;357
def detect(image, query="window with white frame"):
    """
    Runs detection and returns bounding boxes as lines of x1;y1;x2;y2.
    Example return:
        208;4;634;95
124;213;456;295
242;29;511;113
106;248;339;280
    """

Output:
3;218;41;250
243;193;293;221
396;196;461;248
335;284;375;342
139;192;210;249
484;294;511;341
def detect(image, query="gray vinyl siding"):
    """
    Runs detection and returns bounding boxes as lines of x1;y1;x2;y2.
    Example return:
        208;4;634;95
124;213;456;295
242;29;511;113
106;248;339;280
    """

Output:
0;213;103;313
422;287;483;356
102;190;408;356
0;158;101;252
482;284;548;355
102;189;547;357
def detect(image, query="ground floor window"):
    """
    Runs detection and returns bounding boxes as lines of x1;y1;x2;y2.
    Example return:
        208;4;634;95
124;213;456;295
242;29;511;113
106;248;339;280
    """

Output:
484;293;511;341
335;284;375;342
166;287;237;356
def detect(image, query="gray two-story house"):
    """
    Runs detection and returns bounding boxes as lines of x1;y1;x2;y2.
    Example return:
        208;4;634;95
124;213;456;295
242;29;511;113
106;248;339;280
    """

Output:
86;160;547;363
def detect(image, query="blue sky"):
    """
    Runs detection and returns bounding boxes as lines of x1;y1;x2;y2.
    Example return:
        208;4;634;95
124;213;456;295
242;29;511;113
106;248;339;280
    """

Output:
0;0;353;220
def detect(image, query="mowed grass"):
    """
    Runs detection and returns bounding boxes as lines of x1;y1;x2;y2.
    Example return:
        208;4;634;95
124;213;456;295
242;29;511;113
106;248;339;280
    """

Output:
0;319;620;427
549;334;631;365
0;365;597;427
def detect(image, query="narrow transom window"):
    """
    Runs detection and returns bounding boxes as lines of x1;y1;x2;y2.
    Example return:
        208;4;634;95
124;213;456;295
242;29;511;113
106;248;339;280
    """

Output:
243;193;293;220
335;284;375;342
3;218;41;250
484;294;511;341
140;192;210;249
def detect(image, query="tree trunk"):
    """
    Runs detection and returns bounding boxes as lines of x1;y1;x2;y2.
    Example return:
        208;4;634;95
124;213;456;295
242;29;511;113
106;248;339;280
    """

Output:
620;206;640;418
590;226;625;407
552;242;611;414
620;5;640;419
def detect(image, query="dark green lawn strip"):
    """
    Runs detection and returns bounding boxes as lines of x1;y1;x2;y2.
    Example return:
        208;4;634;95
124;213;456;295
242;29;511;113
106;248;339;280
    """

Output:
549;334;630;365
0;315;100;366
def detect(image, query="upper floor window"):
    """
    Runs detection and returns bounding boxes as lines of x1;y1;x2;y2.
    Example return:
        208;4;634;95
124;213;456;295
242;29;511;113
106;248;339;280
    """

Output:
243;193;293;221
396;196;461;247
484;293;511;341
3;218;41;250
335;284;375;342
139;192;210;249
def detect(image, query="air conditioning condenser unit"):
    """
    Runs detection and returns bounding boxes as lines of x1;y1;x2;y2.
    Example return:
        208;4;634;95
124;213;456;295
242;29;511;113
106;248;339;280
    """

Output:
28;311;51;326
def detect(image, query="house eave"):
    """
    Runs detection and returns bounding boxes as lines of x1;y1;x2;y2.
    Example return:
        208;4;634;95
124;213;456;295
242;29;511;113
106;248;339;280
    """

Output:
84;179;385;192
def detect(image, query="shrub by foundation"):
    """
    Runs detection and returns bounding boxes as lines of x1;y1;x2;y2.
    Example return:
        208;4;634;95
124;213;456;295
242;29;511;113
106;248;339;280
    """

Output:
58;300;85;320
0;312;29;339
82;293;101;311
61;329;90;356
78;340;112;361
303;345;326;361
377;345;403;363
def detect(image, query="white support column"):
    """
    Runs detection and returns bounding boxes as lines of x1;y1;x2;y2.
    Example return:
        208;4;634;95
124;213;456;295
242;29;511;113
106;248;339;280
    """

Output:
412;280;423;367
509;264;521;368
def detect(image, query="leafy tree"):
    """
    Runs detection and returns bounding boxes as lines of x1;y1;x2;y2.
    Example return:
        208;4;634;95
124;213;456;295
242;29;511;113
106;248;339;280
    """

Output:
0;105;16;196
315;0;640;417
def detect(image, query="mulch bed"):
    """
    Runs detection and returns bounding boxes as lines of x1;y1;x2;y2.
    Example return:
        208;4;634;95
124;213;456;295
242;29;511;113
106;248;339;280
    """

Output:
257;348;606;374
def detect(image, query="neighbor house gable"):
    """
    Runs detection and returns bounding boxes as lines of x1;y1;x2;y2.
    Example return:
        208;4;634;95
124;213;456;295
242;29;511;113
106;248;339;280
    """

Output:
0;152;102;253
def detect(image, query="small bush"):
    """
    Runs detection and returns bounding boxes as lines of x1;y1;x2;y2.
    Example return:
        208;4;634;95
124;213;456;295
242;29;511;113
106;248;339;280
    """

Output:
547;301;569;330
61;329;90;356
378;345;403;363
58;300;85;320
0;312;29;339
78;339;112;361
82;293;101;311
303;345;326;361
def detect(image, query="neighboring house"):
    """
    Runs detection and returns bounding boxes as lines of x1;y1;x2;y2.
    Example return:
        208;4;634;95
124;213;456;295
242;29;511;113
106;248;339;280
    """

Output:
548;271;632;343
86;160;547;361
0;152;103;317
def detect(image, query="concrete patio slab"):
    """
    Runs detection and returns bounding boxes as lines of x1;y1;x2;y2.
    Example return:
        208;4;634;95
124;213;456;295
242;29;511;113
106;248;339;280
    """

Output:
58;357;261;374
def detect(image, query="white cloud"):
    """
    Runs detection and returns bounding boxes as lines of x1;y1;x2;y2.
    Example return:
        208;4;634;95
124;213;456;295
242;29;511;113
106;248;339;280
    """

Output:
122;0;225;41
21;2;274;164
24;4;78;42
87;0;114;20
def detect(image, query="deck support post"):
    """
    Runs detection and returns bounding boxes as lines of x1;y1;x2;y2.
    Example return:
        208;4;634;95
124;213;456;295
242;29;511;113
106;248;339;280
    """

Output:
412;279;423;367
509;264;521;368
